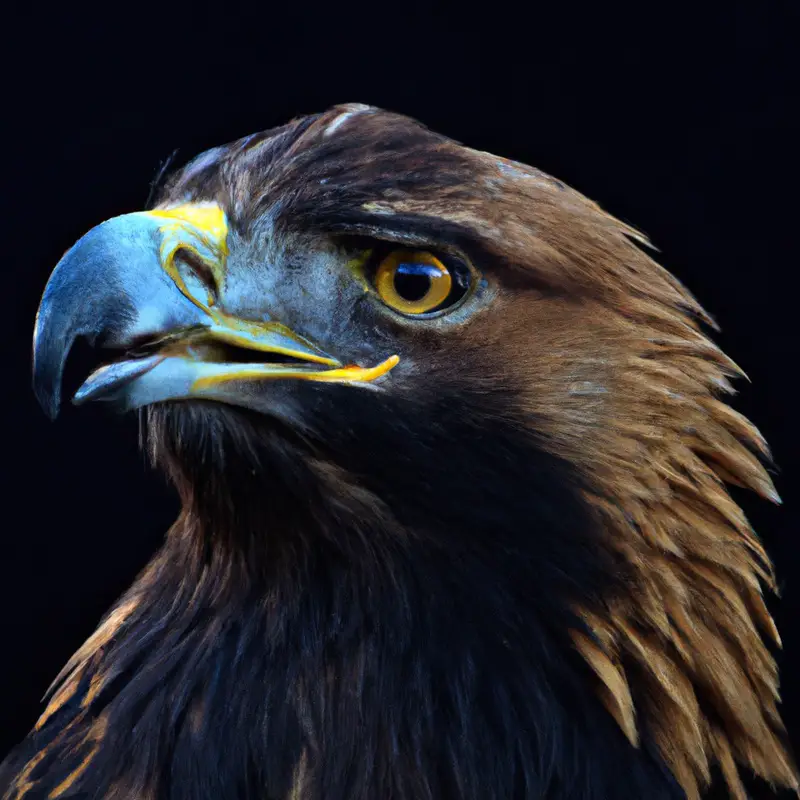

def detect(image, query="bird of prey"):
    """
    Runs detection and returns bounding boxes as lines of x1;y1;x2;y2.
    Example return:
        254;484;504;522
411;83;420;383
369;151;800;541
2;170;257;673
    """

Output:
2;103;795;800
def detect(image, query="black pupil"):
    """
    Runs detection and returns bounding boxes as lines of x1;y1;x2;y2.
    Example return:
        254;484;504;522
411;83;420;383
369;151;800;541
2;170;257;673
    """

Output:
394;262;439;302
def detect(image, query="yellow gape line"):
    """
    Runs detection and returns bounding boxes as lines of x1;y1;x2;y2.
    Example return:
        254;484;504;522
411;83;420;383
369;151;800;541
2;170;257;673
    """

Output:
191;355;400;391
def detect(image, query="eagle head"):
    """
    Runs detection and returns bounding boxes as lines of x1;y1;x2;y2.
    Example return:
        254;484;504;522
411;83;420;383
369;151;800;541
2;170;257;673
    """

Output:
13;104;795;800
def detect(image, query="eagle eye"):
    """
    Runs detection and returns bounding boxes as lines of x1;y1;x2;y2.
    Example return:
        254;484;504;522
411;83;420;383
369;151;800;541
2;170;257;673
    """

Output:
373;249;469;316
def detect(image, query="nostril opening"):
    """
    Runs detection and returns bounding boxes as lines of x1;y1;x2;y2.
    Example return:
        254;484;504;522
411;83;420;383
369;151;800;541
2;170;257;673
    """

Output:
173;247;220;307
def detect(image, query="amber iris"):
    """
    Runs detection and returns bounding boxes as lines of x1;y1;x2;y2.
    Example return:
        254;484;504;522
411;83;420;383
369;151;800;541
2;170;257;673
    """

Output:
374;250;453;314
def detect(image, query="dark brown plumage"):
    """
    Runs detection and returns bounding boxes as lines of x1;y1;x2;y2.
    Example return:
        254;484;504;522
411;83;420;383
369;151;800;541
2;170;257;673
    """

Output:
2;103;795;799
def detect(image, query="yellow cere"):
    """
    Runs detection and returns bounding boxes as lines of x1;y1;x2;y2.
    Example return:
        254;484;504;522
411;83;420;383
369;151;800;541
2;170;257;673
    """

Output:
146;202;229;248
143;203;230;312
191;354;400;391
375;250;452;314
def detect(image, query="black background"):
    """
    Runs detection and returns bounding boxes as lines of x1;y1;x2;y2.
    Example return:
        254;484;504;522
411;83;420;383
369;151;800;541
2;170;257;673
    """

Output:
1;3;797;797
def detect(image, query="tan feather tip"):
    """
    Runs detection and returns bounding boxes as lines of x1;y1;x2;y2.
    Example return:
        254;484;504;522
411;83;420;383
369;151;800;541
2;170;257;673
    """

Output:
757;476;782;505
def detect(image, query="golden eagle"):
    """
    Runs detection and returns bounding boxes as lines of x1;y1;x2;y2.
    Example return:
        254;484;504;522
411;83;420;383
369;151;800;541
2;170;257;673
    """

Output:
2;103;795;799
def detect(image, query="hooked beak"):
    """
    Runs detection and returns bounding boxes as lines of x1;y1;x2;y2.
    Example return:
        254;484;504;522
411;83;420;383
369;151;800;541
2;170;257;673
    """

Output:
32;202;398;419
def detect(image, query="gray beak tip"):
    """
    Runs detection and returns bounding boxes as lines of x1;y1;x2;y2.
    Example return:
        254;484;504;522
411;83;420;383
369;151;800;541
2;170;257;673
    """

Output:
34;385;61;421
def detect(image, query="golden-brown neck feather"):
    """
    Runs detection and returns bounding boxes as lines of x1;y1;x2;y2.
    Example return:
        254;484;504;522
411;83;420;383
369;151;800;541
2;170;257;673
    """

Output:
422;147;798;798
